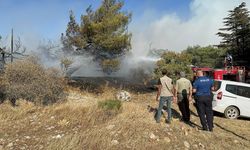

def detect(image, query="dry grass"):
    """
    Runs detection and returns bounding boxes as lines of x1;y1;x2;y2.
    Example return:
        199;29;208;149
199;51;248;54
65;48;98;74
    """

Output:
0;88;250;150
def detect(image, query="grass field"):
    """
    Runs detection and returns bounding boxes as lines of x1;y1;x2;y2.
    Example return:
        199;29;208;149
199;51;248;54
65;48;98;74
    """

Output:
0;87;249;150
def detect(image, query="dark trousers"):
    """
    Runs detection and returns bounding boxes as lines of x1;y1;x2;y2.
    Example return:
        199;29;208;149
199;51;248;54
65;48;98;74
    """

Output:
195;95;213;131
177;93;190;122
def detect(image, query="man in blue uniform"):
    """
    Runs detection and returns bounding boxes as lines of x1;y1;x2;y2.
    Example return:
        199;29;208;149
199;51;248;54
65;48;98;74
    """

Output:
193;70;214;132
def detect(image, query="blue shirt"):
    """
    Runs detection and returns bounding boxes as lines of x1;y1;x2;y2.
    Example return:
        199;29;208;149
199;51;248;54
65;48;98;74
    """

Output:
193;76;214;96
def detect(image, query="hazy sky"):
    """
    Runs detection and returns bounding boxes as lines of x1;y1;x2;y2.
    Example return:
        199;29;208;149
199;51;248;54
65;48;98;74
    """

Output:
0;0;249;51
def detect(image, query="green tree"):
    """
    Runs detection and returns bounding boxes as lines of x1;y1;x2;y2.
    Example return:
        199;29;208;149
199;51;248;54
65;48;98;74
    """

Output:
183;46;226;68
64;0;132;73
154;51;192;81
62;10;84;53
217;2;250;65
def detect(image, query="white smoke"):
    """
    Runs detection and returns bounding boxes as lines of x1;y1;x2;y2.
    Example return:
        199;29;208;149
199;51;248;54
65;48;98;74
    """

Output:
69;55;105;77
130;0;250;52
115;0;250;77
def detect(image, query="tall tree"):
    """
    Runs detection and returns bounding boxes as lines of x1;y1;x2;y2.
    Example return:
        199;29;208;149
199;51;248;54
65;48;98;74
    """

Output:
90;0;131;57
64;0;132;73
217;2;250;65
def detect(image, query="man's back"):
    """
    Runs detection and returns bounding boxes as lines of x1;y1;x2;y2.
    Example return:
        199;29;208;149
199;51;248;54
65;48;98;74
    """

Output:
193;76;213;96
176;78;192;94
159;75;173;97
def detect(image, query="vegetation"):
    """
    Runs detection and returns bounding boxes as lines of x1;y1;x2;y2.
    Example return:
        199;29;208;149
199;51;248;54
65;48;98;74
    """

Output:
0;57;65;105
98;99;122;111
217;2;250;65
0;88;250;149
62;0;132;73
60;57;74;76
183;45;226;68
101;59;120;74
154;51;192;81
2;2;250;150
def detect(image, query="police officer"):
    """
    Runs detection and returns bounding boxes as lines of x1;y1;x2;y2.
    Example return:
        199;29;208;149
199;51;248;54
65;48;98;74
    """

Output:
193;70;214;131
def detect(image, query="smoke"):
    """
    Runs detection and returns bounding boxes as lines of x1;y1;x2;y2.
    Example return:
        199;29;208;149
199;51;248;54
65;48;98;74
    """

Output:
23;41;106;77
130;0;250;51
114;0;250;78
69;55;105;77
115;54;160;79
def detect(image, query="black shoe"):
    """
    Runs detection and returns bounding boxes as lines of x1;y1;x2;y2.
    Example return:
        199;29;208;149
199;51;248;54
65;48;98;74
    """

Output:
201;128;208;131
184;121;195;128
166;120;171;124
202;128;213;133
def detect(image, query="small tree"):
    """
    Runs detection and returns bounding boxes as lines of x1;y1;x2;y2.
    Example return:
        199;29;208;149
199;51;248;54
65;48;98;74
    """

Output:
60;57;73;76
64;11;82;51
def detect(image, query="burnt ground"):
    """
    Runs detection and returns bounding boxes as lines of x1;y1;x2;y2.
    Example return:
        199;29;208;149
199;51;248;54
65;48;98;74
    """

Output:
69;76;157;94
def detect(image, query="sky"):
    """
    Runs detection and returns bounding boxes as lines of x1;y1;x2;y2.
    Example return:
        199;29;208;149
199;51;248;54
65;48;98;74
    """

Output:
0;0;249;52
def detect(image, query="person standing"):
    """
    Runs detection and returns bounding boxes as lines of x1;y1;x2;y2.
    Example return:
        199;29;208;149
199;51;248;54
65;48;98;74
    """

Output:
155;69;176;124
193;70;214;132
175;71;192;123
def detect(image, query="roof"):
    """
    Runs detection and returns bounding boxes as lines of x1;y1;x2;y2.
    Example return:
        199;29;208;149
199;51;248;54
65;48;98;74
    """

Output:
192;67;213;71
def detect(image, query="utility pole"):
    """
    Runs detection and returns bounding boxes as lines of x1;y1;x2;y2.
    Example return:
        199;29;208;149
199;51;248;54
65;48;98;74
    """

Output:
11;28;13;63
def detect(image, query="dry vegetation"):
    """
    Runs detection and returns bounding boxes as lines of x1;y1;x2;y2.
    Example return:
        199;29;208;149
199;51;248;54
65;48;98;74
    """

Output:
0;85;249;150
0;58;249;149
0;57;65;105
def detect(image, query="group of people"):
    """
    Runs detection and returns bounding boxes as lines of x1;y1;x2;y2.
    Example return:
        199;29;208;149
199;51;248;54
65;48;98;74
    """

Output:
155;69;214;132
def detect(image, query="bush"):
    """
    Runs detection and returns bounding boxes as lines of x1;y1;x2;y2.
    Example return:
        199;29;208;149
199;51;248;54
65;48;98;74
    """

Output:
1;57;65;105
98;99;122;111
101;59;120;74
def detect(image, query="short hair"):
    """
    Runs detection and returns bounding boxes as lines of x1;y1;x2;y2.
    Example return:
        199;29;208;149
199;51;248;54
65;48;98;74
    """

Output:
162;69;168;75
196;69;203;73
180;71;185;77
196;69;204;76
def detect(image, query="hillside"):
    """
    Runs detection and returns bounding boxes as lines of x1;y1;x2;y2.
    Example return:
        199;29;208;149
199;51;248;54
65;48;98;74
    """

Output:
0;87;249;150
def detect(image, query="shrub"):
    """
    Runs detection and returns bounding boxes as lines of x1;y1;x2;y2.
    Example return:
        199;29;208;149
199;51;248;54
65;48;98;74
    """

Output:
98;99;122;111
101;59;120;74
60;57;73;76
1;56;65;105
154;51;193;81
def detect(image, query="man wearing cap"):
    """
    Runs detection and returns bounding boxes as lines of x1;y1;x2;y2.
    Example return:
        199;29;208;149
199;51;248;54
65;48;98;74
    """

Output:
155;69;176;124
175;71;192;124
193;70;214;132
